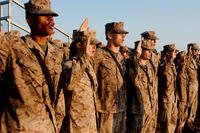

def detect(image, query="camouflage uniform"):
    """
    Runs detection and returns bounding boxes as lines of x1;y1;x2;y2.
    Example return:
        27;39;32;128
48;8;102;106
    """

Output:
142;31;160;129
93;22;128;133
157;44;178;133
0;0;65;132
174;51;188;133
60;26;99;132
62;56;98;133
94;48;126;133
126;41;158;133
0;34;65;133
186;56;198;124
140;31;160;74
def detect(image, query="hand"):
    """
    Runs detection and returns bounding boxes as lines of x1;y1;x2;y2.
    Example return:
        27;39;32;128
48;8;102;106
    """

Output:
136;37;143;55
188;46;192;56
85;35;92;56
161;108;167;122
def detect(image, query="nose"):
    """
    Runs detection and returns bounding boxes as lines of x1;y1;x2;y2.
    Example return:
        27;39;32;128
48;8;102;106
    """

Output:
121;33;126;38
48;16;54;22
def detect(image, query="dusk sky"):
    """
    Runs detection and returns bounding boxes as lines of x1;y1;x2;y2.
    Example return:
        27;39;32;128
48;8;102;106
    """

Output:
2;0;200;51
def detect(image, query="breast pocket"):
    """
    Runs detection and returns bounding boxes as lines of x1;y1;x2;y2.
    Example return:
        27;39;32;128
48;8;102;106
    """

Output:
17;55;43;87
100;60;113;79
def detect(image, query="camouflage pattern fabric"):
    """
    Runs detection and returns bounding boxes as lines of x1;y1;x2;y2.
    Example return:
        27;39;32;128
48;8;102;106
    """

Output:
62;56;98;133
93;48;127;132
186;56;198;123
157;58;178;133
0;35;65;133
126;53;158;133
98;112;126;133
175;59;188;133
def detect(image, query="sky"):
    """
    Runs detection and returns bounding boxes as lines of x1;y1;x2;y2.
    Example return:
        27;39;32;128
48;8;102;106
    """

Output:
1;0;200;51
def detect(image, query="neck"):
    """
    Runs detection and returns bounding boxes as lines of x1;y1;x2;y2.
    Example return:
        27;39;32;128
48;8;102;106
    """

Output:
107;42;120;53
31;34;48;45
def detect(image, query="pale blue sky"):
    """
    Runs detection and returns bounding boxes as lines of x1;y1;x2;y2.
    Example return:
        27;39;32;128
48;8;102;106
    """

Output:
2;0;200;51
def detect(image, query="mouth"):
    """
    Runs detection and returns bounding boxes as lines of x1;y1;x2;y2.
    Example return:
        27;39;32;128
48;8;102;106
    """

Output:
49;23;55;30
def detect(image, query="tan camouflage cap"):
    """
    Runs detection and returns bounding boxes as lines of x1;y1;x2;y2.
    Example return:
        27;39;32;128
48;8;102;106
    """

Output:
163;44;178;52
24;0;58;16
90;37;101;45
105;22;129;34
72;29;97;42
177;50;186;59
72;30;85;41
188;43;200;50
141;40;154;50
120;46;130;53
141;31;159;40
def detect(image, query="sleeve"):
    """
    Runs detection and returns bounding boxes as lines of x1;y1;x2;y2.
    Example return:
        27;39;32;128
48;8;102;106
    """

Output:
0;35;11;79
93;49;103;75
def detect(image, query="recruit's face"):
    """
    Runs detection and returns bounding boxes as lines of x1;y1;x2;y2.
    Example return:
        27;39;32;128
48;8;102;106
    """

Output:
141;49;152;60
145;39;156;48
28;15;55;36
192;49;199;57
111;33;126;47
88;44;97;57
150;39;156;48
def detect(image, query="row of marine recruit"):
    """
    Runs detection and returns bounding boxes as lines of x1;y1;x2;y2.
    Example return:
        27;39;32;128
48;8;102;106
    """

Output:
0;0;200;133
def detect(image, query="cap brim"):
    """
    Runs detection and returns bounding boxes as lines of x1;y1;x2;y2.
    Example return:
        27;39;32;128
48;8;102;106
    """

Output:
149;36;159;40
90;38;101;45
192;48;200;50
113;29;129;34
141;47;154;51
27;10;58;17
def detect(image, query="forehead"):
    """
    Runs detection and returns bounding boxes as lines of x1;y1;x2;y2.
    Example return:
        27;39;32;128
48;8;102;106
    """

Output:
111;33;125;37
28;15;53;20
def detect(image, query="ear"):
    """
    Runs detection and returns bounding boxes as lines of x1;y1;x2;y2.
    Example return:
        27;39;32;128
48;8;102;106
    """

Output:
26;17;32;27
107;32;113;40
76;42;82;49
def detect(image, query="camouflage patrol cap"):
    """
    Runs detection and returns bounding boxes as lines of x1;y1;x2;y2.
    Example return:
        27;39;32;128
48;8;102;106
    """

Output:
176;50;186;59
72;29;97;43
105;22;129;34
141;40;154;50
90;37;101;45
24;0;58;16
141;31;159;40
188;43;200;50
72;30;85;41
120;46;130;53
163;44;178;52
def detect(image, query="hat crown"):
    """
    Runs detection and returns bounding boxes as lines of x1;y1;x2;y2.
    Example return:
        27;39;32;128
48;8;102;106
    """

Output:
105;22;128;34
25;0;50;11
188;43;200;50
72;29;97;41
163;44;176;52
24;0;57;16
141;40;154;50
177;50;186;58
141;31;158;40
